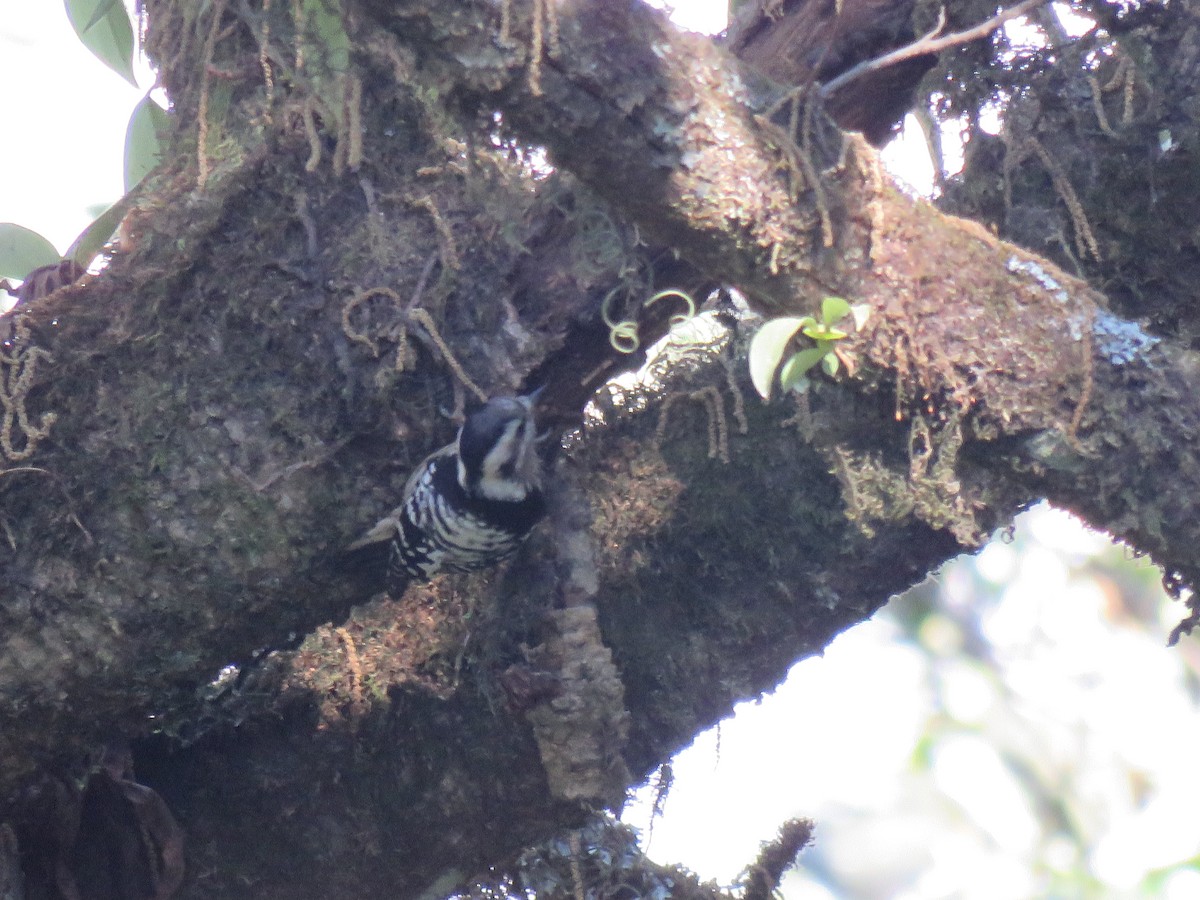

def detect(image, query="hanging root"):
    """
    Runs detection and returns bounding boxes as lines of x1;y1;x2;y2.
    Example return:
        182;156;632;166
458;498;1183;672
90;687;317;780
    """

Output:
195;0;229;192
341;285;487;402
408;309;487;402
0;317;57;462
653;384;733;464
1027;136;1102;262
499;0;562;94
528;0;561;95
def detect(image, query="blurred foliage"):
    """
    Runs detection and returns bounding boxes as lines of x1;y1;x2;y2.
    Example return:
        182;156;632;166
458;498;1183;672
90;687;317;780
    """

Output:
2;4;165;285
0;224;60;281
64;0;137;86
788;505;1200;898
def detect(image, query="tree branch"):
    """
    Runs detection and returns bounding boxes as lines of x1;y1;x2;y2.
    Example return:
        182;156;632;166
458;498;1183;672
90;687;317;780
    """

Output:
367;0;1200;620
0;0;1194;894
819;0;1054;99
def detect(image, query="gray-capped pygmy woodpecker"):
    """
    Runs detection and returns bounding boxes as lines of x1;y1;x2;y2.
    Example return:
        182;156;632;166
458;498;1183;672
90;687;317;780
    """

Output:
345;391;546;595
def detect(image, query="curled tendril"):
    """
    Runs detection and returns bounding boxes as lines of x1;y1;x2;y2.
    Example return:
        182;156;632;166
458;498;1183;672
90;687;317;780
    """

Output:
644;288;696;328
601;287;641;353
602;287;699;354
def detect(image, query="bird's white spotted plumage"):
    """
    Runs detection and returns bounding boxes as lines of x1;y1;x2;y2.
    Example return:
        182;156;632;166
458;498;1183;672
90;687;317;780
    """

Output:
345;393;546;591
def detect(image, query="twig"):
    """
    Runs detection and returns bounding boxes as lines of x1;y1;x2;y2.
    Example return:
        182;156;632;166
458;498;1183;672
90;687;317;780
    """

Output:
394;254;439;372
820;0;1052;99
230;438;351;492
409;309;488;402
406;253;440;313
0;464;92;544
0;466;49;478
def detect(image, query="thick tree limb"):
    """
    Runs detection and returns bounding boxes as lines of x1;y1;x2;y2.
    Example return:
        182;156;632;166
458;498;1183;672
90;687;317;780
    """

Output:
2;0;1198;894
365;0;1200;619
726;0;937;145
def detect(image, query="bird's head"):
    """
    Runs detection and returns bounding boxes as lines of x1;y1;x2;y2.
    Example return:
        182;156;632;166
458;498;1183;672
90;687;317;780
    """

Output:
456;390;542;502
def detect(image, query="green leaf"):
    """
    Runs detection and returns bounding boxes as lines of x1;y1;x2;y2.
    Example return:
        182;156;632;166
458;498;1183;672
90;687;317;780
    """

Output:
821;295;851;326
0;224;61;281
65;0;138;87
67;199;130;267
822;352;840;377
801;324;847;341
124;96;169;191
749;317;808;400
84;0;121;30
779;347;827;392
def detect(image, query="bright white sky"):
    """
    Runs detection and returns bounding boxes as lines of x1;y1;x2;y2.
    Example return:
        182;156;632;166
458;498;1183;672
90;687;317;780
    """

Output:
2;4;1198;899
0;3;146;250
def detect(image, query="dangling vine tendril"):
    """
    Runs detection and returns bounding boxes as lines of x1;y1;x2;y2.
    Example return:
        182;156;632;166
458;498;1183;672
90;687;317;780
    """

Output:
602;287;698;354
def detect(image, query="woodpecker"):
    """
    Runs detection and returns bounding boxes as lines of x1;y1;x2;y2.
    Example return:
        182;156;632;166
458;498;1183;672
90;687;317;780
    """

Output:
345;392;546;594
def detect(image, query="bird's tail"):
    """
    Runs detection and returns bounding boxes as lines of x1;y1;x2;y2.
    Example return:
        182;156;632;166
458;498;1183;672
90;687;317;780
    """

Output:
338;535;408;599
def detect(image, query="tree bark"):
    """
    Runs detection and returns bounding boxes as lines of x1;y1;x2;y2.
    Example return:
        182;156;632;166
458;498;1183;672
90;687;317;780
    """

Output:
364;0;1200;620
1;0;1197;896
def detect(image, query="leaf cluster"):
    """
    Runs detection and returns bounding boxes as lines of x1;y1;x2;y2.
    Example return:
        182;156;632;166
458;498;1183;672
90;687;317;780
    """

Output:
0;2;165;282
748;296;868;400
